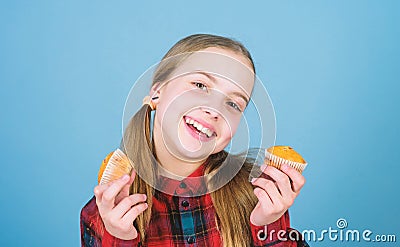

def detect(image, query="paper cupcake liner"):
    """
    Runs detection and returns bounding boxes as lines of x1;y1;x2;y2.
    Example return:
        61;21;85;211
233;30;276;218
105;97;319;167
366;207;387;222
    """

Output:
99;148;132;185
265;149;308;173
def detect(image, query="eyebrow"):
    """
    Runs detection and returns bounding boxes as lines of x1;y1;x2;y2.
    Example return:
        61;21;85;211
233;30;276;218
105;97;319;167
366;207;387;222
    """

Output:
194;71;250;104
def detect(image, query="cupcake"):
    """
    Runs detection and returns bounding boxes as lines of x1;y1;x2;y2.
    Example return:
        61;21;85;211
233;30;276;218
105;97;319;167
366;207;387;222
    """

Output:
98;149;132;185
265;146;307;174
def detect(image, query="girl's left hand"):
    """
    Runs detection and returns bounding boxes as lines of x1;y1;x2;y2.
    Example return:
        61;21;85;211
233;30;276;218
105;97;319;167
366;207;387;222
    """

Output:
250;163;306;226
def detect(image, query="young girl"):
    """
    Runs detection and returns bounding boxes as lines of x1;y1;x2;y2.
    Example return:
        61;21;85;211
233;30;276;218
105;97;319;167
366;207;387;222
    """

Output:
80;34;308;247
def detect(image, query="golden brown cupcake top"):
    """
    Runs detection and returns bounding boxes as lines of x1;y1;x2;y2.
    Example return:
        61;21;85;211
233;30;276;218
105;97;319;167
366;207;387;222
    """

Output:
266;146;306;164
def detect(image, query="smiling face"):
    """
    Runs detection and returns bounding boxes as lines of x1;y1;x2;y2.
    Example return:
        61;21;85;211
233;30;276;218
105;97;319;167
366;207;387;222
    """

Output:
152;47;255;165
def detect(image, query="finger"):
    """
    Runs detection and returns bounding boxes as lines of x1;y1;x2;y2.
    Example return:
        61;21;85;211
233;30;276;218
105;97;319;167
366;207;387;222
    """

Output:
112;193;147;219
116;171;137;204
280;164;306;193
261;165;293;197
253;187;273;208
101;174;130;210
121;202;148;227
94;181;114;196
252;177;282;205
94;182;114;204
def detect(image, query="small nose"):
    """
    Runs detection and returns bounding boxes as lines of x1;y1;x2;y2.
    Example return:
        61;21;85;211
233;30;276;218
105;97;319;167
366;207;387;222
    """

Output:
202;107;219;120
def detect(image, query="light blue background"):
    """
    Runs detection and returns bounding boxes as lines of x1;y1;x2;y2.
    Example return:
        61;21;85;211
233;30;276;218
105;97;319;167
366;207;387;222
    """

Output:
1;1;399;246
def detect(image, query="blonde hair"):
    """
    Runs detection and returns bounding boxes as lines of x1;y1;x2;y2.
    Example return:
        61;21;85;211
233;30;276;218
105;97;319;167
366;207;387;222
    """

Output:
122;34;259;246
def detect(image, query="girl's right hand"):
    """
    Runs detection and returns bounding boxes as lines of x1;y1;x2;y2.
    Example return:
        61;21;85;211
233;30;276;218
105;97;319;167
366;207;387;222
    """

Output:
94;170;148;240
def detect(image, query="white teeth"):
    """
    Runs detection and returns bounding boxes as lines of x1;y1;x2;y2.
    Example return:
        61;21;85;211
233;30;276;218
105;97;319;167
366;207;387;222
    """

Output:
186;117;215;137
200;127;211;137
201;127;208;134
202;128;213;138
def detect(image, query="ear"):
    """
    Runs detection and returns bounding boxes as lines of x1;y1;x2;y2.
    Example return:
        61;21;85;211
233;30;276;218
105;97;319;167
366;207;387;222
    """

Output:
149;81;162;105
149;81;162;96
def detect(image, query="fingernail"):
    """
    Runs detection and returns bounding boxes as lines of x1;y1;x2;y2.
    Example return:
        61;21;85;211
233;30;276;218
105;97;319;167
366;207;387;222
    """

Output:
260;164;267;171
251;178;256;183
122;174;129;181
142;194;147;201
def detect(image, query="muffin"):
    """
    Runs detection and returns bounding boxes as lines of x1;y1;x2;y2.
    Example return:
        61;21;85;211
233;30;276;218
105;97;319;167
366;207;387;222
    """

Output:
98;149;132;185
265;146;307;174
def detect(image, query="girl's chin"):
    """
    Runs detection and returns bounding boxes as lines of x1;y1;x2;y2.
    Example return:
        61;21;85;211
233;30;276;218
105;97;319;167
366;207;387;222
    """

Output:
180;141;212;155
170;140;213;160
173;150;211;162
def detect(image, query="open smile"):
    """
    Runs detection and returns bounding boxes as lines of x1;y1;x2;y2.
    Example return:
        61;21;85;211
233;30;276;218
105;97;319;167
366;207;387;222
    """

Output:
183;116;217;141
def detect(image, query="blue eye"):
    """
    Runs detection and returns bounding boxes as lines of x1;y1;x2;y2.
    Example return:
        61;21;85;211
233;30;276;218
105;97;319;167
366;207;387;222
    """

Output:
227;101;242;112
193;82;208;92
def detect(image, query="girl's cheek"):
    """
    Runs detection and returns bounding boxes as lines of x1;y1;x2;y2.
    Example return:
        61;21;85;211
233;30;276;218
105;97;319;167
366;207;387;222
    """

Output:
225;116;241;133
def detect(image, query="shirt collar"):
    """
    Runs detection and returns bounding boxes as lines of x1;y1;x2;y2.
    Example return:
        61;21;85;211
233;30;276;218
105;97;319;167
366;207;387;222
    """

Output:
157;162;208;196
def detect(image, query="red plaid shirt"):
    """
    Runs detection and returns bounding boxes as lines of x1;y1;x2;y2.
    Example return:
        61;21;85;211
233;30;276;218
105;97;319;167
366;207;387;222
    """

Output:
80;155;306;247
